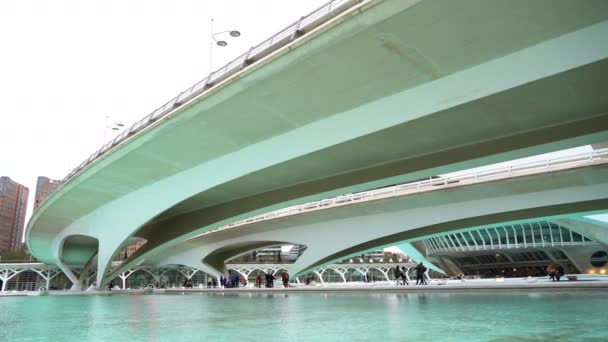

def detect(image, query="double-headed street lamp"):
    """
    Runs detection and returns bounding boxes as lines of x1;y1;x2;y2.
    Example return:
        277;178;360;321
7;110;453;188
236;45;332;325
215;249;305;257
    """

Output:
209;19;241;73
104;115;125;144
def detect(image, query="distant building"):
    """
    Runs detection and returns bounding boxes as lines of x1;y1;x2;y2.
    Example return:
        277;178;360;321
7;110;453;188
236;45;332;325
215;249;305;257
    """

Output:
117;240;147;261
0;177;29;254
33;176;61;212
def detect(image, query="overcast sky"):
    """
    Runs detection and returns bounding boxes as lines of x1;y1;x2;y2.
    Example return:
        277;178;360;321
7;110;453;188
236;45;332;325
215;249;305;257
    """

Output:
1;1;604;234
0;0;328;223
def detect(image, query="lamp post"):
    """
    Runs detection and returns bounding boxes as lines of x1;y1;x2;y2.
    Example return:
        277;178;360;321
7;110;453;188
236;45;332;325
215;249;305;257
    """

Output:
104;115;125;144
209;19;241;74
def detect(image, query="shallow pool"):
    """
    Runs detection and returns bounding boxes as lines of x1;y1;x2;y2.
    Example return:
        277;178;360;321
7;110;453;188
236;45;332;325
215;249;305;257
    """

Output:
1;291;606;341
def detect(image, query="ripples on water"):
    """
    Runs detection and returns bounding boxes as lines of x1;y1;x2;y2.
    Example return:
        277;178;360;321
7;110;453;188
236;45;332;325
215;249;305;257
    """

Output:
1;291;607;341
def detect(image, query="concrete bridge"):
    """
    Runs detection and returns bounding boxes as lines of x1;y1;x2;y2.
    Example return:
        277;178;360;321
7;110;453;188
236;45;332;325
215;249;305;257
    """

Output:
25;0;608;289
143;149;608;279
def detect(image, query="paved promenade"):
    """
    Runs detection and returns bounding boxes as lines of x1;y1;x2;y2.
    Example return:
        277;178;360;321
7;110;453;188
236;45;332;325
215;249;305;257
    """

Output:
167;281;608;293
3;280;608;297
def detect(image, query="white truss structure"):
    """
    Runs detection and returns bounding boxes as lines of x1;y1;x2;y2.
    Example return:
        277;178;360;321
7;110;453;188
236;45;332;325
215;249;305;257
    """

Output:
0;263;60;291
226;262;418;284
422;220;598;255
0;262;419;291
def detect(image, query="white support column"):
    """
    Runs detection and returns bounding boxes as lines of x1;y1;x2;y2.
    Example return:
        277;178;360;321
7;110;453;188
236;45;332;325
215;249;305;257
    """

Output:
87;271;97;286
78;252;98;286
404;267;412;283
486;228;494;249
151;270;162;284
529;223;535;245
502;226;510;246
459;233;471;249
374;267;391;281
537;222;545;247
57;261;83;291
312;269;325;284
32;268;61;290
232;268;249;281
352;267;369;282
329;267;347;283
477;230;486;249
176;266;200;284
493;228;502;247
119;269;135;290
467;232;478;249
0;268;25;292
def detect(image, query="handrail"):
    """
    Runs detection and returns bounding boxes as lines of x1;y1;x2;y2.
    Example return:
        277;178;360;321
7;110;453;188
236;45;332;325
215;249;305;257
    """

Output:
49;0;362;192
191;148;608;240
427;241;596;256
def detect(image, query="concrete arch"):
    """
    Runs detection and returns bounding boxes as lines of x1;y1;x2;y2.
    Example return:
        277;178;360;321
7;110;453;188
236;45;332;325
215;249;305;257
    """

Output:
204;240;296;275
59;235;98;266
55;234;99;289
151;239;303;279
291;201;608;277
143;162;608;280
272;267;290;276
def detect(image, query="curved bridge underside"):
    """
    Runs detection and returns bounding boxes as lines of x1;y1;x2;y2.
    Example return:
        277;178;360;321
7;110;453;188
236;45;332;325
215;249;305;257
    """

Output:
25;0;608;287
144;162;608;279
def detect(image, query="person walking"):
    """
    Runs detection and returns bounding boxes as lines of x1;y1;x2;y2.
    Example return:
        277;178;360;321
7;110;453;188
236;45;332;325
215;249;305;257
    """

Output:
416;262;427;285
547;264;556;281
281;272;290;288
400;266;409;285
556;264;565;282
265;271;274;288
256;274;262;288
394;266;402;286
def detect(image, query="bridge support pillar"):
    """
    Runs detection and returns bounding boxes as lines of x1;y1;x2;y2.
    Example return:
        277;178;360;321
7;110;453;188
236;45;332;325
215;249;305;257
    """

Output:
57;261;83;291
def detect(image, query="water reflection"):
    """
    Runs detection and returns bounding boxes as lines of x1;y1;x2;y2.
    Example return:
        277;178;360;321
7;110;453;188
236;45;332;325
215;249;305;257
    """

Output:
1;292;606;341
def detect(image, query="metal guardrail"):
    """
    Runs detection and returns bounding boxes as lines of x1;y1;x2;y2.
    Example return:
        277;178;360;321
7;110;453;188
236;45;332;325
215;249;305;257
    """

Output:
193;148;608;240
24;0;364;213
55;0;361;190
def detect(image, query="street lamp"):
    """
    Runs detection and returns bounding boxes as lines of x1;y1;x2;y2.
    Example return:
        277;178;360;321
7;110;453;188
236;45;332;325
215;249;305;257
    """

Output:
209;19;241;73
104;115;125;144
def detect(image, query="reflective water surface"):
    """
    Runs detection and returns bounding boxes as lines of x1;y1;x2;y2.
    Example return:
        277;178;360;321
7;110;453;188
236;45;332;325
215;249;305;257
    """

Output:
1;291;607;341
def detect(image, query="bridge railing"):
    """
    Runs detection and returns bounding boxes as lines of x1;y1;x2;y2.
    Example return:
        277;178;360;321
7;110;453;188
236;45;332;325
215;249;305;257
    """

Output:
53;0;363;193
193;148;608;239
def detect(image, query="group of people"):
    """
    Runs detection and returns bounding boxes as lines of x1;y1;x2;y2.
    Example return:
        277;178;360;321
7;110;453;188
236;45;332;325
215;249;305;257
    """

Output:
393;266;409;285
182;279;195;288
254;271;289;288
219;273;242;288
255;272;273;288
215;271;290;289
393;262;428;286
547;263;566;281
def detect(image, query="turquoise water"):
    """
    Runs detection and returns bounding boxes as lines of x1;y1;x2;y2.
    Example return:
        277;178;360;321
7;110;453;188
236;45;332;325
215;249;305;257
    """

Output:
1;291;607;341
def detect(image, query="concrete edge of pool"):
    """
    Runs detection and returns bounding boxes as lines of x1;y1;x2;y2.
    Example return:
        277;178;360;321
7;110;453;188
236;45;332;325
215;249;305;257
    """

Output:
2;281;608;297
